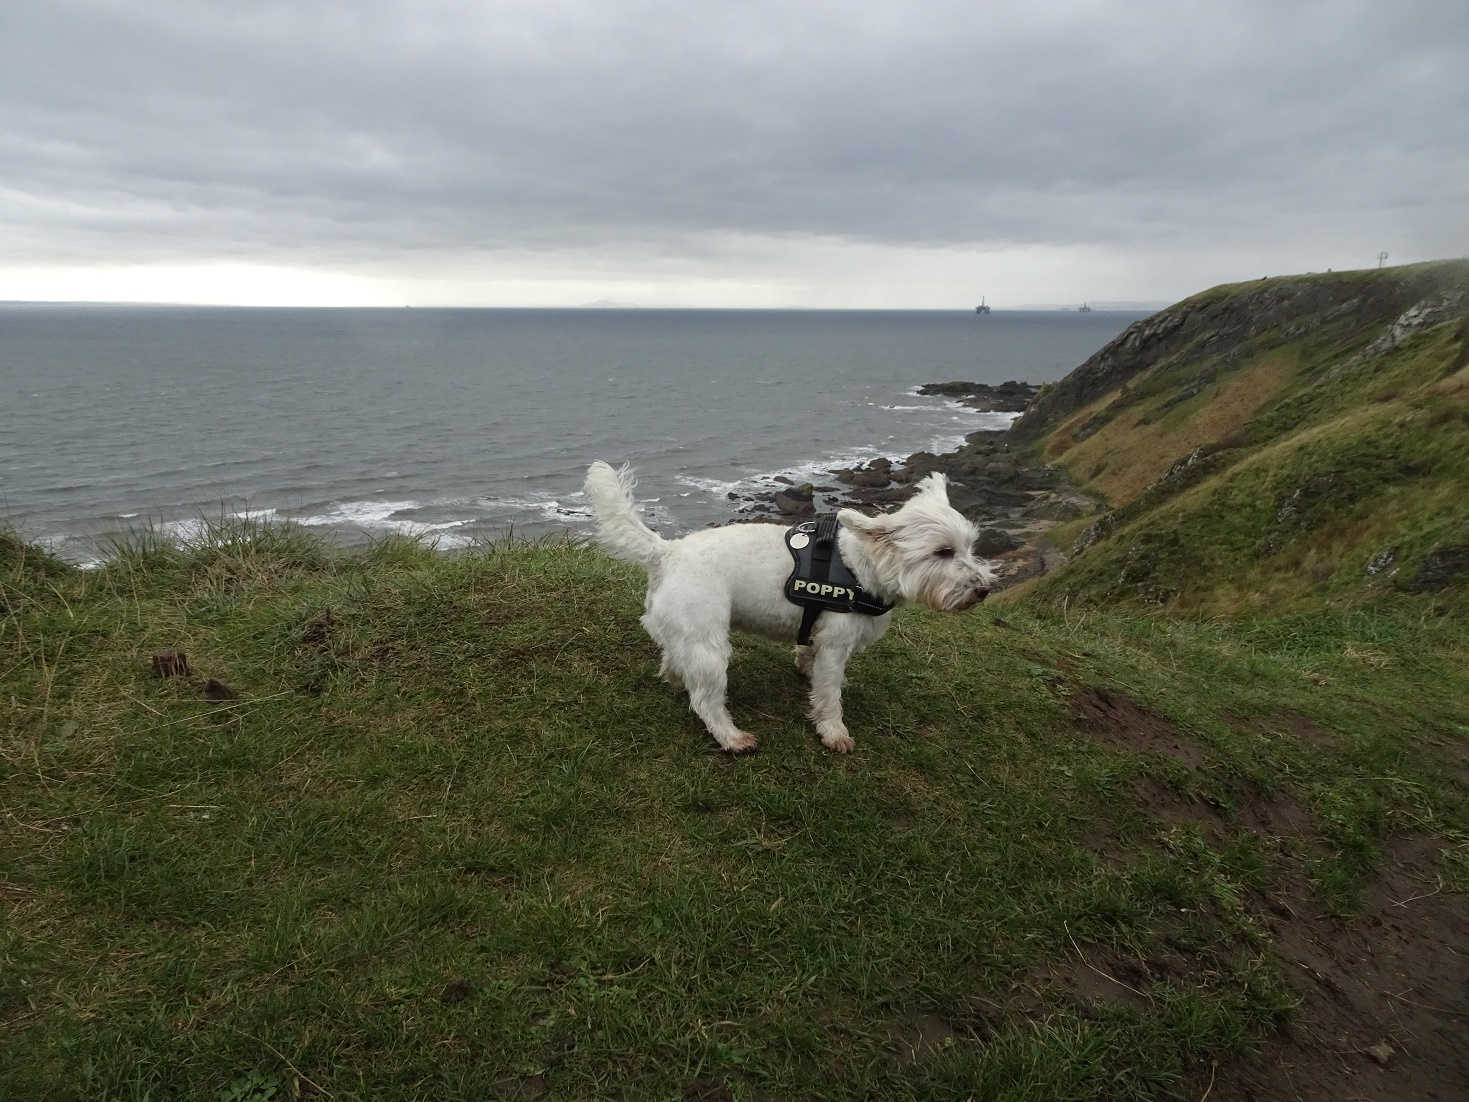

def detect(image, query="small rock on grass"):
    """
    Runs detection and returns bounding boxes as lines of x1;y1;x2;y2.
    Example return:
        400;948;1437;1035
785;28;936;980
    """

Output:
1366;1041;1394;1067
201;679;237;701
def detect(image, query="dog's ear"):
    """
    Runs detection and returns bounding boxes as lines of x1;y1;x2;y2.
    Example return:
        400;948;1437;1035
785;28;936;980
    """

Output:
915;472;950;503
838;507;891;538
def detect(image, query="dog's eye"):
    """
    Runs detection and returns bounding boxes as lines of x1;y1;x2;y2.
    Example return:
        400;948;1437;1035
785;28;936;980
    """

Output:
934;547;955;559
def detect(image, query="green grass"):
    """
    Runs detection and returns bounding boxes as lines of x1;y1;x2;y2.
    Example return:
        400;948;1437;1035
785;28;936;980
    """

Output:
4;521;1466;1099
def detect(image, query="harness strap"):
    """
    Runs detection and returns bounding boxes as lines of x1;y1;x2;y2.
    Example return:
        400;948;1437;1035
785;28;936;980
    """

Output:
784;514;894;647
797;604;822;647
797;515;840;646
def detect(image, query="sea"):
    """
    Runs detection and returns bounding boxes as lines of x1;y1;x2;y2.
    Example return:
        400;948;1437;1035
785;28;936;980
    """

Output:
1;305;1148;565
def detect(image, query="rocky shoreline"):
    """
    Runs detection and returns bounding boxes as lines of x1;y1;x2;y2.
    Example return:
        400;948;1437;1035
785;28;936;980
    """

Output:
726;380;1103;589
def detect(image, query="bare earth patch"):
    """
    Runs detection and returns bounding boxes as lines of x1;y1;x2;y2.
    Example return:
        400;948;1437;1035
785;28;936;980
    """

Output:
1209;836;1468;1102
890;1012;961;1066
1072;687;1468;1099
1073;685;1206;769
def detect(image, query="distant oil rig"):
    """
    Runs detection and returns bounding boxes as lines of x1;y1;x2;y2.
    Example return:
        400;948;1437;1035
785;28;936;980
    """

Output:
974;296;991;315
1078;302;1093;312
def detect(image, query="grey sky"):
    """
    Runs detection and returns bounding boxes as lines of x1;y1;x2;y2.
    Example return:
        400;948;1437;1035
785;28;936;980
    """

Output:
2;0;1466;306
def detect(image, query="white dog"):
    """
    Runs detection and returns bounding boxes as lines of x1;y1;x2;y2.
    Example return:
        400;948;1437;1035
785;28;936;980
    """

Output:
583;461;995;753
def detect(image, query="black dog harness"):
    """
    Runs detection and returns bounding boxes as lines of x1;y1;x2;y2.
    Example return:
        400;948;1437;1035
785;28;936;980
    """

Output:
784;515;894;645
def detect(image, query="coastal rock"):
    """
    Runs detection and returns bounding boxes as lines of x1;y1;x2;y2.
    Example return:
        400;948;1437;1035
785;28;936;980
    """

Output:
1319;291;1469;384
987;544;1054;589
1401;546;1469;592
842;484;913;508
1113;532;1182;604
895;452;946;482
1364;547;1398;577
1136;444;1228;509
835;457;894;488
773;482;815;517
1023;496;1087;521
916;380;1040;413
975;527;1021;556
1360;293;1466;359
983;459;1018;484
963;429;1011;449
1261;474;1340;554
728;375;1086;561
1073;511;1119;557
966;484;1035;509
1015;465;1064;491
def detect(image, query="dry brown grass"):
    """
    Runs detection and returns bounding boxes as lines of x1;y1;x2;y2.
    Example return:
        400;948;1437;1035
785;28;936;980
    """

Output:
1054;353;1299;506
1042;384;1133;461
1428;362;1469;396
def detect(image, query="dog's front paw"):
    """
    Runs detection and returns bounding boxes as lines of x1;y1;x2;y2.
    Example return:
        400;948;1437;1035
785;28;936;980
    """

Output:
719;730;760;754
821;732;855;754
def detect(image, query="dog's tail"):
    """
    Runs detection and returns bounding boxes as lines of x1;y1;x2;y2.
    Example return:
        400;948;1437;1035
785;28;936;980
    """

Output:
583;461;667;570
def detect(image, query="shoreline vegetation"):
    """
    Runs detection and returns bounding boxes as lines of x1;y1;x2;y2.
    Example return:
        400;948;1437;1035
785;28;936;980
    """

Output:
4;261;1467;1100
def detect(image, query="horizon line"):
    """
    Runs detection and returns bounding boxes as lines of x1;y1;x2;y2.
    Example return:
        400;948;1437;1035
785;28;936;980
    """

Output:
0;298;1168;312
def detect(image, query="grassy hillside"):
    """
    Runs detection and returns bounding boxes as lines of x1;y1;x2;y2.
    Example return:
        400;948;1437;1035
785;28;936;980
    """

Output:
1010;260;1469;613
3;520;1467;1100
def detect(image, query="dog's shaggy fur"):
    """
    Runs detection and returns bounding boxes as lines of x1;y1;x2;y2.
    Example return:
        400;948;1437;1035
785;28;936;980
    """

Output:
584;461;995;753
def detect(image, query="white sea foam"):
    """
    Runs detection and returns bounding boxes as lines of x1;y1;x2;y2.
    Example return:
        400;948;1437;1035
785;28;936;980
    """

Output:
291;500;479;547
925;411;1020;455
672;403;1021;508
478;492;596;524
477;490;679;532
159;517;209;543
675;445;889;504
39;534;105;569
153;506;280;546
294;500;425;528
883;390;1020;438
675;474;746;498
771;447;888;484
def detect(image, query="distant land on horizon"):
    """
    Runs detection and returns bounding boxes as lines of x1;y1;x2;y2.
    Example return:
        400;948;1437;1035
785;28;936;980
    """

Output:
1005;300;1169;312
3;298;1174;313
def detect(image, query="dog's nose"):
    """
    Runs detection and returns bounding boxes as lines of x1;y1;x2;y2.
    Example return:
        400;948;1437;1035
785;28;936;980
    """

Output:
974;587;990;603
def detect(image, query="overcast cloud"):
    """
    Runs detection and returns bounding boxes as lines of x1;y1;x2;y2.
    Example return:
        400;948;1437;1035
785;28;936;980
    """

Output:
2;0;1466;306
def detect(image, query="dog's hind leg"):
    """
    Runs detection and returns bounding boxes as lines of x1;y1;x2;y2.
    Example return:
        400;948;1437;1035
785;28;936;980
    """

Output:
642;595;756;754
674;643;758;753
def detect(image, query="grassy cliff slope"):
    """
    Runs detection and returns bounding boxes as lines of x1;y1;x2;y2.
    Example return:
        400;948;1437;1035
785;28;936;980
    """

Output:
1009;260;1469;614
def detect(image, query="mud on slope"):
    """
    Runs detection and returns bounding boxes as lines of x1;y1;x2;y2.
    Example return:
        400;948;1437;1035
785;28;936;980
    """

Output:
1072;684;1468;1101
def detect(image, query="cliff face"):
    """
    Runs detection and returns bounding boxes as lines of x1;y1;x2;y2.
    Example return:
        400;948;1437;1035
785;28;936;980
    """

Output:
1013;260;1469;612
1011;261;1469;446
